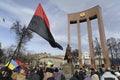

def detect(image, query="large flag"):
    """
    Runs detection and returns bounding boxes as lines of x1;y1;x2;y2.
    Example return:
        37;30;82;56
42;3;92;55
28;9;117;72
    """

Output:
5;59;18;70
28;3;63;50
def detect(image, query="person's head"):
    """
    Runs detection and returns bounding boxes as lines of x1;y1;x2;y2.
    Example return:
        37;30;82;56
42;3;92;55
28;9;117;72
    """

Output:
20;69;25;75
54;67;59;72
45;67;54;79
34;70;37;74
1;71;6;77
80;68;83;71
105;67;111;72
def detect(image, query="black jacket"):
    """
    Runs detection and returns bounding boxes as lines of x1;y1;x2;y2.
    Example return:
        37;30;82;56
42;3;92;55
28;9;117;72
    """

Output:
47;77;55;80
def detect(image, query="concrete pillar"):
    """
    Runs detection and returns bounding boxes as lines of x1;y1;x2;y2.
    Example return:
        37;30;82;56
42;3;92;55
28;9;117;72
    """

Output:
68;16;70;46
77;20;82;68
87;18;96;69
97;7;110;68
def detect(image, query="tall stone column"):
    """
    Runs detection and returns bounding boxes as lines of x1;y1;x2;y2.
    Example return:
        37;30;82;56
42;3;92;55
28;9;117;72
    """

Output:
68;16;70;46
87;18;96;69
77;20;82;68
97;7;110;68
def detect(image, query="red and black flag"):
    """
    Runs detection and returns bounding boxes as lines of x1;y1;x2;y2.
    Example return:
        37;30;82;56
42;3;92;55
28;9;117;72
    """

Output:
28;3;63;50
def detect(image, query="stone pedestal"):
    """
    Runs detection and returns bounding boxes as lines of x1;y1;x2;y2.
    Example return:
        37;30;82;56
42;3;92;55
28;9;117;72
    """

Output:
62;63;74;80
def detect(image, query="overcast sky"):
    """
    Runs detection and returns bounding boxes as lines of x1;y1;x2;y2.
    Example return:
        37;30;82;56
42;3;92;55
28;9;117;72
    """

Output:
0;0;120;55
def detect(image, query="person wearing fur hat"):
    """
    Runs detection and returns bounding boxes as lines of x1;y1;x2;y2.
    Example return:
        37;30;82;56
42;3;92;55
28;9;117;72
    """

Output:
45;67;55;80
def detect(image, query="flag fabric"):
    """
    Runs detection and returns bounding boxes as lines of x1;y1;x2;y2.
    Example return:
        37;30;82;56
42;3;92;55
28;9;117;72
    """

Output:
5;59;18;70
47;59;53;65
14;66;20;72
28;3;63;50
14;59;22;67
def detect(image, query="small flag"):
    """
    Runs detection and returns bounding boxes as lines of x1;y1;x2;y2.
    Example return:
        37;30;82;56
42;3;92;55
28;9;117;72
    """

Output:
14;59;22;67
47;59;53;65
5;59;18;70
28;3;63;50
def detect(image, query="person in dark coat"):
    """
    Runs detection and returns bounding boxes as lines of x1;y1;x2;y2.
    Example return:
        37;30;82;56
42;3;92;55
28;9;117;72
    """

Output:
61;74;66;80
45;67;55;80
78;68;85;80
74;70;79;79
70;73;78;80
1;67;13;80
28;69;40;80
37;67;44;80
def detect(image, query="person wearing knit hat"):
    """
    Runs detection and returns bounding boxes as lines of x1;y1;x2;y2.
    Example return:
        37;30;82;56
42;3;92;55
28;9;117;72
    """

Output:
45;67;55;80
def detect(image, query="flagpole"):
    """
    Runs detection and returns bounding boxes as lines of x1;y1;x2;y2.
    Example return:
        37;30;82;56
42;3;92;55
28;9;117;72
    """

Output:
3;28;27;78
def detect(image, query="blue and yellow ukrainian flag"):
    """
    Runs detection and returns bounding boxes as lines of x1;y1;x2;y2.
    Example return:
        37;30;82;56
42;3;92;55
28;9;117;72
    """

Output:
5;59;18;70
47;59;53;65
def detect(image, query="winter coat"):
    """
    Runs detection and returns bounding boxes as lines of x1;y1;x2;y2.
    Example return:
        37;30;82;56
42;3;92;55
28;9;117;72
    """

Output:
70;76;78;80
84;77;92;80
79;71;85;80
61;74;66;80
54;72;61;80
47;77;55;80
30;73;40;80
101;71;118;80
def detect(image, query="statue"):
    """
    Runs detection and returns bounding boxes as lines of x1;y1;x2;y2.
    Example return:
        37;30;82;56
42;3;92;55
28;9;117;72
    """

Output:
64;44;72;63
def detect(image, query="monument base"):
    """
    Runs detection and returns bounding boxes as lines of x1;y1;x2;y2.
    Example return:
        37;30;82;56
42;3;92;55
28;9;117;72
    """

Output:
62;63;74;80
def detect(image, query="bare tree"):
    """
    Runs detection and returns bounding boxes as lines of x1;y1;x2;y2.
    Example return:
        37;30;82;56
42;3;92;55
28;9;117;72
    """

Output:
107;37;120;66
11;21;33;57
94;38;102;67
116;39;120;57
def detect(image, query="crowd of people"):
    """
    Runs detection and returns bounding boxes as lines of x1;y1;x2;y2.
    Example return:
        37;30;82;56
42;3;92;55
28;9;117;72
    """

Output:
0;65;66;80
70;66;120;80
0;65;120;80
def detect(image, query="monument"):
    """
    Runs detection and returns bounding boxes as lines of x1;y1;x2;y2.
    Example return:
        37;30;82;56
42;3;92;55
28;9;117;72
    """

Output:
67;5;110;69
64;44;72;63
63;44;74;80
62;63;74;80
